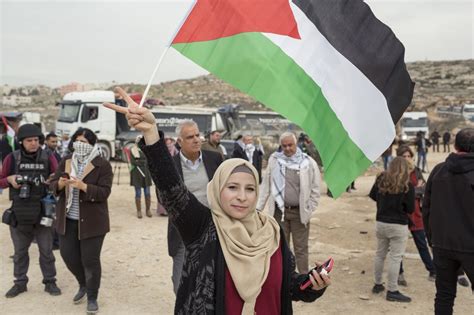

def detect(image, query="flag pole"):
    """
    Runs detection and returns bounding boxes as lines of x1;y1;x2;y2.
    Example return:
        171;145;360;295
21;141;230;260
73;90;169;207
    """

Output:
138;47;169;108
138;1;198;108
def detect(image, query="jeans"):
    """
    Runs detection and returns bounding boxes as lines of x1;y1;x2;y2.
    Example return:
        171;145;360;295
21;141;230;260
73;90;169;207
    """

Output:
417;151;427;171
433;247;474;315
383;156;393;170
59;219;105;300
374;222;408;292
400;229;435;275
134;186;151;198
10;225;57;285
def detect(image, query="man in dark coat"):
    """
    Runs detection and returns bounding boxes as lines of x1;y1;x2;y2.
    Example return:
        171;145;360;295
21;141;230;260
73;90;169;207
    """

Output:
423;128;474;314
430;130;441;152
231;133;263;183
167;120;223;294
443;131;451;153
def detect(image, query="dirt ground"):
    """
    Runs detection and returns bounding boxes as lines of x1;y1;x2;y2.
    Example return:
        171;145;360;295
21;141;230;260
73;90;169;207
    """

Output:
1;149;473;314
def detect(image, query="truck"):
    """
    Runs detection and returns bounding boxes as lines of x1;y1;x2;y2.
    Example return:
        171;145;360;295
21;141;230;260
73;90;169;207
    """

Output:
462;103;474;121
55;91;301;160
399;111;429;141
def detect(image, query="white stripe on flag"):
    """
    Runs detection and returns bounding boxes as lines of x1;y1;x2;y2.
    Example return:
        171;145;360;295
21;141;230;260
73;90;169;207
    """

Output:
263;3;395;161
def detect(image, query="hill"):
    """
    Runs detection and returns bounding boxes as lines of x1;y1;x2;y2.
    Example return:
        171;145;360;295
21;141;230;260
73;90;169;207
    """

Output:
1;60;473;132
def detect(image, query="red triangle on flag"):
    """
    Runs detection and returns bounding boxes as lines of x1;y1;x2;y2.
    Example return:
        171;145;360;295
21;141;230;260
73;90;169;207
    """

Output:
173;0;301;44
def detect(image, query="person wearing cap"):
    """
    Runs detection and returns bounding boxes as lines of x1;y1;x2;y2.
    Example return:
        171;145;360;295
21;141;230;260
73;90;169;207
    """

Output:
0;124;61;298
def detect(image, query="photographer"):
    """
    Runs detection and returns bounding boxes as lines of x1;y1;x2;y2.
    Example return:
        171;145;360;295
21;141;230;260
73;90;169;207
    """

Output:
0;124;61;298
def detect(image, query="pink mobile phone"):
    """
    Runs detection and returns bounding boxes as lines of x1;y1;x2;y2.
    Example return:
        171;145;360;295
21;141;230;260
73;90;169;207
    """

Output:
299;257;334;290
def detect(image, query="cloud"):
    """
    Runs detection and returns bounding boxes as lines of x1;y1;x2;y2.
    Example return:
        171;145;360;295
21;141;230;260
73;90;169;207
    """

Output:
1;0;472;87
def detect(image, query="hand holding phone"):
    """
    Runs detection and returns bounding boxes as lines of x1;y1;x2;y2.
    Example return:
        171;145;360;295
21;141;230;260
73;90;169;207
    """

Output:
300;257;334;290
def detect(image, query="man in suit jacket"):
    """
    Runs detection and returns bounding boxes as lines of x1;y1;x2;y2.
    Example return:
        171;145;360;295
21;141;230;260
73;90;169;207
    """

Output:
231;133;263;183
167;120;223;294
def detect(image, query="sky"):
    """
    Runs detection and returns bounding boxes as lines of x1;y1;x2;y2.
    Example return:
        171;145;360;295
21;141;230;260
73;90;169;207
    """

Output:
1;0;473;87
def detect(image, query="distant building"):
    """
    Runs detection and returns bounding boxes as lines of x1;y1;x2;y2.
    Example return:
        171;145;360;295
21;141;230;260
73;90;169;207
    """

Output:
1;85;13;96
1;95;32;106
58;82;84;96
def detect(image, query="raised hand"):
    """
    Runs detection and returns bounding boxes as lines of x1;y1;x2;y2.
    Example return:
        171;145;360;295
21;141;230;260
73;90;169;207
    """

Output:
103;87;159;144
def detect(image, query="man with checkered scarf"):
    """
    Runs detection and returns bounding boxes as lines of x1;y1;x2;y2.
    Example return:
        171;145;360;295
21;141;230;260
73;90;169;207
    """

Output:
257;132;321;273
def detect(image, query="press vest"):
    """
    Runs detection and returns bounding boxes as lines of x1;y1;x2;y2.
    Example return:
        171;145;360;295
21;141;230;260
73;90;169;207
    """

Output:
10;149;51;225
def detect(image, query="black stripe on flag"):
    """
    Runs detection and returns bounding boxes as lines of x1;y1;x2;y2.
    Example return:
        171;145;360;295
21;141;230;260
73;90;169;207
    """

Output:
293;0;414;124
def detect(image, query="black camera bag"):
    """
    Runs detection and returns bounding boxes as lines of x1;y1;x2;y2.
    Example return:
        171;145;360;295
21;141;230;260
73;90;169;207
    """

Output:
2;208;18;227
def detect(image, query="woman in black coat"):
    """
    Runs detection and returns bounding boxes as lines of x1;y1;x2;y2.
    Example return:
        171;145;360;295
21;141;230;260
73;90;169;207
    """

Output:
105;87;331;315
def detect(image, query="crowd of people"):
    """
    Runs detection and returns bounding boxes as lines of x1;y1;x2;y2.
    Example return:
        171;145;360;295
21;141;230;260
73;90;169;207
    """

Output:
369;128;474;314
0;90;472;314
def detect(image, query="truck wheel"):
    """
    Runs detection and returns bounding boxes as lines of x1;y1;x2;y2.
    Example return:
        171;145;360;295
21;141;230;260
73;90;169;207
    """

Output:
98;142;111;161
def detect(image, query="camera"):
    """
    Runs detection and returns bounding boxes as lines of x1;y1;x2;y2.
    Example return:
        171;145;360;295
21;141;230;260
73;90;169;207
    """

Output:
40;194;57;227
16;175;44;199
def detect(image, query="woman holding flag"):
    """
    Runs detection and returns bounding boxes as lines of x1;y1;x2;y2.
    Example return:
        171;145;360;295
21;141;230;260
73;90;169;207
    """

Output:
104;87;331;315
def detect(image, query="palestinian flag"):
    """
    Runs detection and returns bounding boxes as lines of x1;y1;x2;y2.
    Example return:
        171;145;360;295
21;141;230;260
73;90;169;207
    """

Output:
172;0;414;197
1;115;16;151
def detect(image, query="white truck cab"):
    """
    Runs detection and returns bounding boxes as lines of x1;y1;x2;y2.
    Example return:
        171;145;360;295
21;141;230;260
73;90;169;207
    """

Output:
399;111;429;141
56;91;116;160
463;104;474;121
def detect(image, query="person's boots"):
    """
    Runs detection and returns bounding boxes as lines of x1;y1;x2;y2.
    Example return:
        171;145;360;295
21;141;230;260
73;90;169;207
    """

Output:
145;196;152;218
135;198;142;219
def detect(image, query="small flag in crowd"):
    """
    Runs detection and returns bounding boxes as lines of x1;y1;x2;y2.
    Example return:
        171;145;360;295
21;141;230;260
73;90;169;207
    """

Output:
1;115;16;151
172;0;414;197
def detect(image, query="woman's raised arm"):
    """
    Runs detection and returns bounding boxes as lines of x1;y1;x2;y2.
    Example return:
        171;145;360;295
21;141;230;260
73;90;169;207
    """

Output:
103;87;159;145
103;87;211;243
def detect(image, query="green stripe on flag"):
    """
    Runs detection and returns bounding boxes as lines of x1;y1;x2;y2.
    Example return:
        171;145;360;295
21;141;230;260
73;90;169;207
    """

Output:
173;33;371;196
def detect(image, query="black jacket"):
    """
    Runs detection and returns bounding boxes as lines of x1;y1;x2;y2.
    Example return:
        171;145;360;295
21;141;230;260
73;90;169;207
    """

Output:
140;137;324;315
167;147;223;257
423;153;474;252
231;143;263;183
369;175;415;225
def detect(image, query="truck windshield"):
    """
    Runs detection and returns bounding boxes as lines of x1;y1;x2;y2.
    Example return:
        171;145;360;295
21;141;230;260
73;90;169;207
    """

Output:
464;107;474;113
401;117;427;128
58;104;81;122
